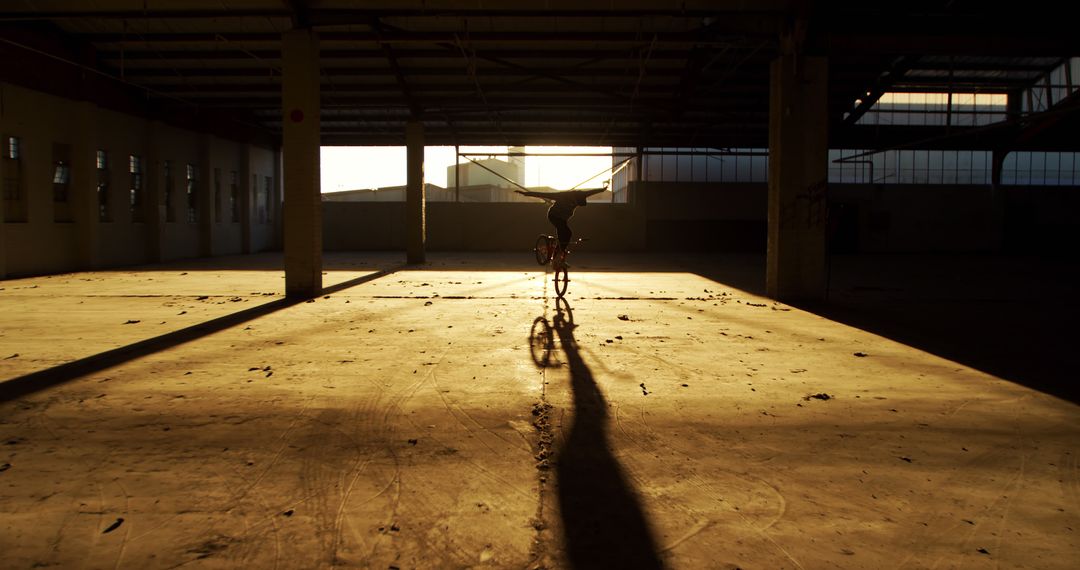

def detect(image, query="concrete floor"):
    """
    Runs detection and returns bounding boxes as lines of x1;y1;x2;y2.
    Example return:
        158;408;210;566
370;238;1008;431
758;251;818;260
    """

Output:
0;252;1076;569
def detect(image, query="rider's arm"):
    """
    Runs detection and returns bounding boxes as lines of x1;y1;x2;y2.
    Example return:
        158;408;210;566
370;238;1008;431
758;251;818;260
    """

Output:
516;189;559;200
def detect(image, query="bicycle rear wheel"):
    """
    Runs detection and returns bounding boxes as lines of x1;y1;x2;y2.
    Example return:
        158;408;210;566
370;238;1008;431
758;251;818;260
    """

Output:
554;266;569;297
534;235;554;265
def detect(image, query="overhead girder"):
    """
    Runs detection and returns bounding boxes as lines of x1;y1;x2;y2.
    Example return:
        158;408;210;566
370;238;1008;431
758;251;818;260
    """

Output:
2;6;1078;151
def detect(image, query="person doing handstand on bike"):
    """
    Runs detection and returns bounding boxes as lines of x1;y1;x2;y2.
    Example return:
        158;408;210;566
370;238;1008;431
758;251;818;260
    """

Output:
515;185;607;269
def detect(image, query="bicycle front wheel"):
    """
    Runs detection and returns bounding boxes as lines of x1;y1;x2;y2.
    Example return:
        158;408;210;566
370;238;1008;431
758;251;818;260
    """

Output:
554;266;569;297
534;235;554;265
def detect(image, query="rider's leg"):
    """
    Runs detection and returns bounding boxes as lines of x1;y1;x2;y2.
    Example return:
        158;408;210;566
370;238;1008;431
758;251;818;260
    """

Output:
548;215;572;268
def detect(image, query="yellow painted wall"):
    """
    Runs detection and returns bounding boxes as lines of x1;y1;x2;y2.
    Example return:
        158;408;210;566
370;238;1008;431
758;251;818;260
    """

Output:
0;83;278;278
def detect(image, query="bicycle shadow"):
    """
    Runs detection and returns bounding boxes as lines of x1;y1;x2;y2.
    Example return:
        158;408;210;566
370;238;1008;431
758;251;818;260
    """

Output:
535;299;663;569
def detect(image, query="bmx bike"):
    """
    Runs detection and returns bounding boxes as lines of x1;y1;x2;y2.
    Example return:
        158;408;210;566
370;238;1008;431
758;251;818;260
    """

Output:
533;235;587;297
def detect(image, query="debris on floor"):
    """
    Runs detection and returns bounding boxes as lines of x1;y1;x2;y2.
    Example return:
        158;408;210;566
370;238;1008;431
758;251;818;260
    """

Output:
532;402;553;471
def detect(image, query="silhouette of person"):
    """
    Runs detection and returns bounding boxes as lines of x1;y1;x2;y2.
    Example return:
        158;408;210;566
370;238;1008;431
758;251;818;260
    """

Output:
516;186;607;268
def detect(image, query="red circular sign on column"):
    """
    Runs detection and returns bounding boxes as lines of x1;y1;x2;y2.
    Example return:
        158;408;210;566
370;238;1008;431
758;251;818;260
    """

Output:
290;109;304;123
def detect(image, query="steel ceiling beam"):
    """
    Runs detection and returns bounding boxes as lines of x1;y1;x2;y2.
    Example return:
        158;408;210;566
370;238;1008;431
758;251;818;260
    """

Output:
77;31;750;45
907;61;1062;73
842;56;918;126
134;82;767;95
113;66;692;78
892;76;1045;88
95;48;707;61
371;18;420;117
283;0;310;29
827;34;1080;57
0;8;777;21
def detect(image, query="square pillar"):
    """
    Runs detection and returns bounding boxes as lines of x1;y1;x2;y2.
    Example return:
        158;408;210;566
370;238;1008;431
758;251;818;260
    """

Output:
989;148;1008;250
406;120;426;264
198;134;214;257
145;120;166;263
767;55;828;301
239;145;253;254
74;101;101;270
272;149;283;249
282;29;322;298
0;135;5;279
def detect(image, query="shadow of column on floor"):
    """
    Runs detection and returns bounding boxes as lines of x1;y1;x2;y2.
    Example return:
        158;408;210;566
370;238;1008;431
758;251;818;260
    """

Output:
0;267;401;403
550;302;664;569
793;255;1080;405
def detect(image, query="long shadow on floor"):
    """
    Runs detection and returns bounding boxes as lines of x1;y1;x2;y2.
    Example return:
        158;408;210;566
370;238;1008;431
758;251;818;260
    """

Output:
796;254;1080;405
548;300;664;569
0;268;400;403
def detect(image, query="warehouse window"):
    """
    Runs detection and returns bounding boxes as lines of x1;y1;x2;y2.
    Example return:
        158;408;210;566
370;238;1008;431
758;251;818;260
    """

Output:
252;173;258;222
5;136;19;159
3;135;26;222
853;92;1007;127
97;150;111;222
229;170;239;222
1023;57;1079;114
164;160;175;222
630;148;769;184
129;154;143;222
830;149;992;185
186;163;198;223
264;176;273;223
1001;151;1080;185
52;162;70;192
214;168;222;223
52;143;73;222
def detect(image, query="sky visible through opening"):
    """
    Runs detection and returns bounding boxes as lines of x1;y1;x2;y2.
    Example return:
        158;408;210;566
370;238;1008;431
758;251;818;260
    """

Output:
321;146;613;193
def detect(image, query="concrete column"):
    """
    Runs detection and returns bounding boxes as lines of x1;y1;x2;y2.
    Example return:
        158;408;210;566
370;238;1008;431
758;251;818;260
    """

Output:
272;149;283;249
990;148;1009;250
198;134;214;257
405;120;426;264
74;101;100;270
239;146;253;254
767;54;828;301
0;134;5;279
634;146;644;205
145;120;165;263
282;29;322;297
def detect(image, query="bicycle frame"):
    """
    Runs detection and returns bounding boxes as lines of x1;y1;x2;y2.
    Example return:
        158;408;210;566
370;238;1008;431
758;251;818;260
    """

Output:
532;234;586;297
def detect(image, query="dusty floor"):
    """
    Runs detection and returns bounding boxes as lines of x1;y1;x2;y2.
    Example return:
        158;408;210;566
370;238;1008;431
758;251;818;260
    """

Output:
0;252;1077;569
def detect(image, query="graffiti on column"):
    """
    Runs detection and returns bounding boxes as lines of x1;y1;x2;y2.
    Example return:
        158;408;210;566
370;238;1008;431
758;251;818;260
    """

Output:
780;178;828;229
804;179;827;228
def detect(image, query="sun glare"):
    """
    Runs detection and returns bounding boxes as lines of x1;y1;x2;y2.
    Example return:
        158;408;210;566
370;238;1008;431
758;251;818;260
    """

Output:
321;146;613;193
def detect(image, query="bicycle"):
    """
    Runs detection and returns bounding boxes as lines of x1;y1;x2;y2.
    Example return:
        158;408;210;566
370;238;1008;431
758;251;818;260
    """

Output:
533;235;587;297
